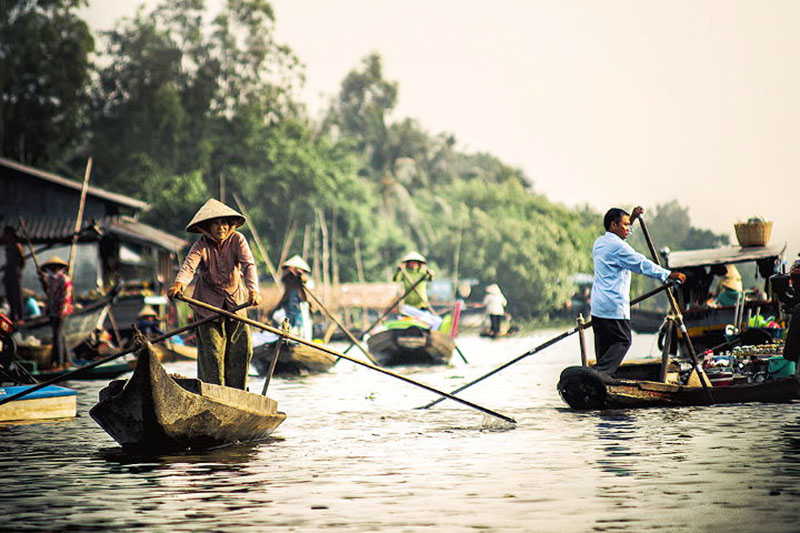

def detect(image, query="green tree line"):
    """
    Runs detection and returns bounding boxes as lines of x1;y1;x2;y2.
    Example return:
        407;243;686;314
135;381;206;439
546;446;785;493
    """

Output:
0;0;727;318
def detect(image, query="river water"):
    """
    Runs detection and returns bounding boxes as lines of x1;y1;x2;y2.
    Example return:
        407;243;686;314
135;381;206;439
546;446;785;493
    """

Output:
2;331;799;532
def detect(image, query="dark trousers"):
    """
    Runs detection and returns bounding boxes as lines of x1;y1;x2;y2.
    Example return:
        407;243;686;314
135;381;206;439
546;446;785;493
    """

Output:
50;316;69;367
3;273;23;322
592;316;632;376
489;315;503;335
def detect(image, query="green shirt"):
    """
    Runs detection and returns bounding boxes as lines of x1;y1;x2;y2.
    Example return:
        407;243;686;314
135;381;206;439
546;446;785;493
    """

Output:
393;267;433;309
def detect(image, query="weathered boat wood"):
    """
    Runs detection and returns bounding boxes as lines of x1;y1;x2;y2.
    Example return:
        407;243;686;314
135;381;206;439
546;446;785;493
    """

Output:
367;326;454;366
251;341;336;376
0;385;77;422
90;342;286;450
557;365;800;410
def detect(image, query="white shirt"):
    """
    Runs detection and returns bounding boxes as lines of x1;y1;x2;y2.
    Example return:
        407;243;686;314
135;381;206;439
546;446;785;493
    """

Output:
483;293;507;315
591;232;671;319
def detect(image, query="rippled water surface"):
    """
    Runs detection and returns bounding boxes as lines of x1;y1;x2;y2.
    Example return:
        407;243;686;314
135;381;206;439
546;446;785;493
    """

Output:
2;331;800;532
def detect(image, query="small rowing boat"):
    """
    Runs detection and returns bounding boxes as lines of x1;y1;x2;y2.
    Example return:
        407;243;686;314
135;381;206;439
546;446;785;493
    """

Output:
90;342;286;451
0;384;77;422
367;325;454;366
251;340;336;376
557;364;800;410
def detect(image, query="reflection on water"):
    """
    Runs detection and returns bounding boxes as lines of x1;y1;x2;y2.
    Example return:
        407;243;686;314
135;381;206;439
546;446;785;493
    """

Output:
2;332;800;531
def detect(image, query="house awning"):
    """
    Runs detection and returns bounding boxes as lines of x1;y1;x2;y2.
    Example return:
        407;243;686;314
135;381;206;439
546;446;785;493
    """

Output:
664;243;786;269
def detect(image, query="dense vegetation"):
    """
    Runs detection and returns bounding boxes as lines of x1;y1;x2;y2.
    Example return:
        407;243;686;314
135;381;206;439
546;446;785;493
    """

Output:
0;0;728;318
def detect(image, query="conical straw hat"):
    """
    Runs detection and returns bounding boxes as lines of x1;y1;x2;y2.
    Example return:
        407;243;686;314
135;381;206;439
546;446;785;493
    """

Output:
282;255;311;272
137;305;158;319
486;283;501;294
720;264;743;292
185;199;246;233
400;251;427;264
41;255;68;270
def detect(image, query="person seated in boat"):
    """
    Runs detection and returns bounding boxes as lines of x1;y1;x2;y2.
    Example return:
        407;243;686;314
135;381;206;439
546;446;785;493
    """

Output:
22;288;42;319
710;264;743;307
167;199;262;390
591;207;685;377
38;256;74;370
74;327;116;360
272;255;314;340
393;251;434;311
136;305;164;338
483;283;507;338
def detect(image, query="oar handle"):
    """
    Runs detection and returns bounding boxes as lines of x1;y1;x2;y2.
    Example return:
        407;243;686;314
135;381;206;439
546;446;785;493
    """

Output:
177;295;517;424
0;301;250;407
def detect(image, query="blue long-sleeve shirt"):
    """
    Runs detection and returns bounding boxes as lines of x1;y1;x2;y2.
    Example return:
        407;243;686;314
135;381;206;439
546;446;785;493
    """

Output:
591;232;671;319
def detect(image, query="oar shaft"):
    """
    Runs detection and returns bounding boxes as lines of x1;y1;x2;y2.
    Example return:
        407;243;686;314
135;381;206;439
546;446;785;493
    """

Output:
637;216;714;400
419;281;676;410
178;295;516;424
341;274;428;355
0;302;249;407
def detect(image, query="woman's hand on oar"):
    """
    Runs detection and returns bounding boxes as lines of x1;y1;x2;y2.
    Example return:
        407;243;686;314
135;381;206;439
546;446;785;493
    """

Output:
176;295;517;425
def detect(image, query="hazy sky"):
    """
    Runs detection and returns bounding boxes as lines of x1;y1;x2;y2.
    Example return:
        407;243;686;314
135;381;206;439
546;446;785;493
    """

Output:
82;1;800;259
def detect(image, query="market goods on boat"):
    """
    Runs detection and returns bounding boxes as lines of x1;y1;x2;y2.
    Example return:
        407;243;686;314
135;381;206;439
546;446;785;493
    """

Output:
251;339;336;376
558;342;799;410
90;342;286;451
0;385;77;422
367;324;454;366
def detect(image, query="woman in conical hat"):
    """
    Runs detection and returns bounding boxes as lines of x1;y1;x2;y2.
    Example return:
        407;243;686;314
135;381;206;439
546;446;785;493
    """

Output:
393;251;433;310
483;283;507;338
167;198;262;390
274;255;313;340
38;255;73;368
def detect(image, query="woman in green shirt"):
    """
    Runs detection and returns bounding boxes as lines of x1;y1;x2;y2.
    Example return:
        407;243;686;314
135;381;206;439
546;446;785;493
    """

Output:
393;251;433;310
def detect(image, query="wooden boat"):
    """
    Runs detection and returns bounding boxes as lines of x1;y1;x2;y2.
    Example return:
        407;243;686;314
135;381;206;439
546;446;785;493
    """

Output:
557;363;800;410
367;325;454;366
251;340;336;376
0;385;77;422
151;340;198;363
90;342;286;451
15;288;118;353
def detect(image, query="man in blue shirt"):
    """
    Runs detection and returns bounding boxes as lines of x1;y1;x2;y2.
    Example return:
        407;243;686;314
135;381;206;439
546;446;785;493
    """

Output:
591;207;686;376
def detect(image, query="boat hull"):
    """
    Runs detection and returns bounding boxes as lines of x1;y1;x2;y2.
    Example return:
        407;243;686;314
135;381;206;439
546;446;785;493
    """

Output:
251;341;337;376
557;365;800;410
90;343;286;451
0;385;77;422
367;326;454;366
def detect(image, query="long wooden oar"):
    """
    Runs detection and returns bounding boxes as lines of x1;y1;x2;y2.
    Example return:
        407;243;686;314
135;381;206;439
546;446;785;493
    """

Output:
18;217;47;294
0;302;249;407
341;274;428;355
634;214;714;401
419;282;677;410
301;283;380;365
398;268;469;364
177;295;517;424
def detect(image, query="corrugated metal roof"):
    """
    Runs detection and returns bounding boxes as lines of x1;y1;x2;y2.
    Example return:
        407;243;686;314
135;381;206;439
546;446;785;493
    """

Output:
108;216;187;253
7;216;186;252
0;157;149;210
665;243;786;269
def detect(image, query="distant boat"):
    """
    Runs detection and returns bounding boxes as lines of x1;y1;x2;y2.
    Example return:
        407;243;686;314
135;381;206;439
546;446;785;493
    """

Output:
251;340;336;376
90;342;286;451
367;325;454;366
0;385;77;422
30;359;132;381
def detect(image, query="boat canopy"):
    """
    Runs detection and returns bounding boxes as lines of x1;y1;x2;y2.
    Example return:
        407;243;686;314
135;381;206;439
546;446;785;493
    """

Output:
664;243;786;269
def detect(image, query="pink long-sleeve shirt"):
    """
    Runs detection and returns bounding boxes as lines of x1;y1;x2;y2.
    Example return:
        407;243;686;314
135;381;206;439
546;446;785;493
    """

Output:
174;231;259;318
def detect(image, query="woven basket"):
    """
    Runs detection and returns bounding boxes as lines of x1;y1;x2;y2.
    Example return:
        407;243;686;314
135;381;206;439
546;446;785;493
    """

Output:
734;221;772;247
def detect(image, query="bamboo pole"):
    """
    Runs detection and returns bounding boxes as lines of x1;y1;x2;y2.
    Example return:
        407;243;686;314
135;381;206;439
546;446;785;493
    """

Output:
177;295;516;424
577;313;588;367
232;193;280;287
68;157;93;278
